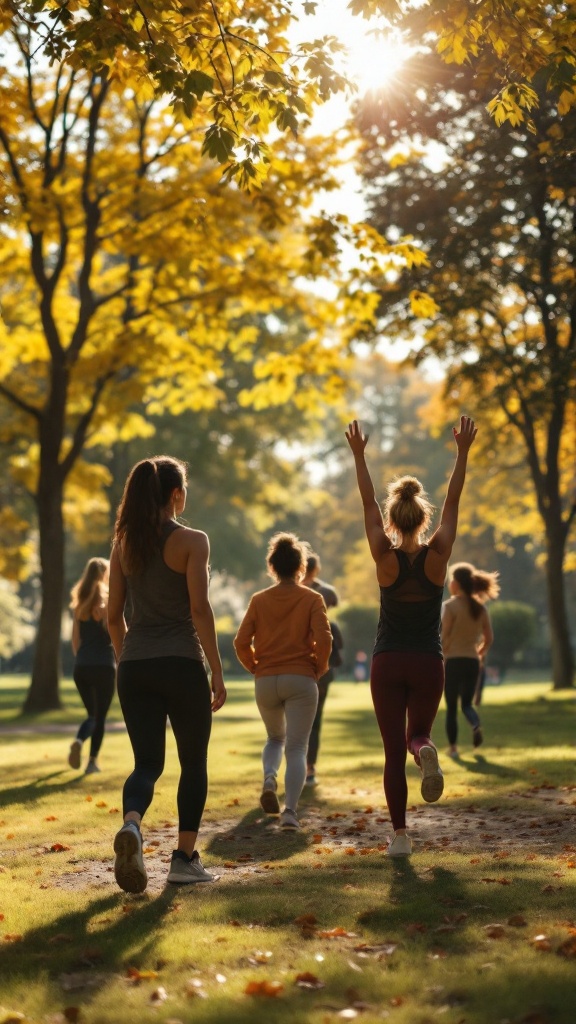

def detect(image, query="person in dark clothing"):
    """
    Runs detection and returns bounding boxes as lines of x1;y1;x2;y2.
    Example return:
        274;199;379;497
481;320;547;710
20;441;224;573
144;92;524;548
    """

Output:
302;552;342;787
346;415;477;857
69;558;116;775
108;456;226;893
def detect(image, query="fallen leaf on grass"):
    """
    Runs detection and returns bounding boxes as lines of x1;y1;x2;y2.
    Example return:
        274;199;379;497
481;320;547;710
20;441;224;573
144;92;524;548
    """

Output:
354;942;397;956
317;927;358;939
45;816;58;822
126;967;159;982
95;802;107;809
480;877;511;885
244;980;284;997
530;934;552;951
248;951;272;965
294;972;325;990
48;844;70;853
484;924;506;938
3;934;23;942
557;934;576;958
390;995;404;1006
508;914;527;927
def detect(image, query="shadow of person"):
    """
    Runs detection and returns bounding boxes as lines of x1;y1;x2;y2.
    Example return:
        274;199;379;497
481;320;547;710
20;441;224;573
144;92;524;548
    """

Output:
205;805;308;864
0;770;86;810
456;754;517;778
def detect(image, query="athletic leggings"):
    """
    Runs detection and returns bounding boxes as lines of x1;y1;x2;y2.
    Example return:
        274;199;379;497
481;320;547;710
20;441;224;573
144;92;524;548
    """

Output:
117;656;212;833
444;657;481;745
370;651;445;831
306;669;333;769
73;665;115;759
255;674;318;812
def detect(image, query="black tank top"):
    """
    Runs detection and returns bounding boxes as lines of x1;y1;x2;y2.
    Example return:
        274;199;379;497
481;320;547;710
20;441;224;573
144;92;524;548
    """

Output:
75;617;116;668
373;546;444;657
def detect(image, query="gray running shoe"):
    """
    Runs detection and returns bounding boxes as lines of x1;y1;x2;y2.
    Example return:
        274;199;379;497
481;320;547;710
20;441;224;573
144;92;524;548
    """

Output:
419;745;444;803
260;775;280;814
84;760;101;775
68;739;82;769
113;821;147;894
304;773;317;787
279;808;299;831
167;850;215;884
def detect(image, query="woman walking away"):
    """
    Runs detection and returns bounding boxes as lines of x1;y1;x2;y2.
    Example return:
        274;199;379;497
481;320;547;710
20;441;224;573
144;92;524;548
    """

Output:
346;415;477;857
234;533;332;831
108;456;226;894
442;562;499;756
69;558;116;775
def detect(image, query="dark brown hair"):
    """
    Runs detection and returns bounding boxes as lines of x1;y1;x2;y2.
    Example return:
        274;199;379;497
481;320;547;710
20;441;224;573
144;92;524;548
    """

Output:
267;532;306;582
383;475;434;545
450;562;500;619
113;456;187;574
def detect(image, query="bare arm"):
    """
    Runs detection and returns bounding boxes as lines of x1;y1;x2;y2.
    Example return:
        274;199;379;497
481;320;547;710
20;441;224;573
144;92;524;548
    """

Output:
186;532;226;711
429;416;477;559
71;617;80;657
345;419;391;564
107;543;127;661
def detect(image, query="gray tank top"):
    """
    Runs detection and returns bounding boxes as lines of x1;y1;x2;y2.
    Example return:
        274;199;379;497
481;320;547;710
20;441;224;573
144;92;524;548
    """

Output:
120;521;204;663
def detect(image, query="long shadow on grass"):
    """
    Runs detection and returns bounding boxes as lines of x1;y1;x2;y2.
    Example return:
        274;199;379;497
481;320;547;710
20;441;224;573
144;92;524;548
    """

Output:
0;888;180;982
0;769;87;810
450;753;518;778
206;807;308;863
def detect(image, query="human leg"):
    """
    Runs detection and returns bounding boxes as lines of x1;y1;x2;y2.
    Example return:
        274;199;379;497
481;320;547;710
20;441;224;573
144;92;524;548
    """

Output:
87;665;116;761
280;674;318;813
255;676;286;781
167;658;213;857
405;654;445;803
458;658;481;737
443;659;460;751
117;659;168;822
71;667;96;766
306;671;331;780
370;652;410;833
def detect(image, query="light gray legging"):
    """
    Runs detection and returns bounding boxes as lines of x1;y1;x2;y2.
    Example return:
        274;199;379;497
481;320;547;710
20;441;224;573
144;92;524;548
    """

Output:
255;674;318;812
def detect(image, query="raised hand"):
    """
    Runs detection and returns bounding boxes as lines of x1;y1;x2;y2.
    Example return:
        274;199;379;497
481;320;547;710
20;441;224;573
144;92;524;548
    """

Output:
453;415;477;452
345;419;369;457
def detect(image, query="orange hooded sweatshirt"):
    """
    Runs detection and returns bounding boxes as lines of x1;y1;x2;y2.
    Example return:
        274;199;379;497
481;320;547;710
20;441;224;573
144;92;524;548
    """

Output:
234;583;332;680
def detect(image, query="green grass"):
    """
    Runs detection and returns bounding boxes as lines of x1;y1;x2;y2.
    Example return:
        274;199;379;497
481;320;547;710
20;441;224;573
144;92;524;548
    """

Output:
0;676;574;1024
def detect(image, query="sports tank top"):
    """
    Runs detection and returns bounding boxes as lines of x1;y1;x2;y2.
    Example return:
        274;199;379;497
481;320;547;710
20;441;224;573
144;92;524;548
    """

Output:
373;546;444;657
120;521;204;663
75;617;115;668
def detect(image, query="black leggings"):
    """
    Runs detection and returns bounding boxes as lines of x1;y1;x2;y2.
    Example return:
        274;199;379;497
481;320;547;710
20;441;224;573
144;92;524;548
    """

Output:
73;664;116;758
117;657;212;833
306;670;333;768
444;657;481;745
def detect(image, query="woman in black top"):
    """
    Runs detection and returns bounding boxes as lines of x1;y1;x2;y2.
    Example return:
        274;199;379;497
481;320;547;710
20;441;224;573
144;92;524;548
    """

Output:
346;416;477;857
69;558;116;775
108;456;226;893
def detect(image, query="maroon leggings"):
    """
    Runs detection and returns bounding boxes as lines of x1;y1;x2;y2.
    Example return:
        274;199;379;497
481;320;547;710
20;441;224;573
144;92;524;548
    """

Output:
370;651;444;830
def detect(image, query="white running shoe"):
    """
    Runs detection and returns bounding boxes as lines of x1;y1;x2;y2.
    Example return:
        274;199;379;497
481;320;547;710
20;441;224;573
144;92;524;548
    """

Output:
419;745;444;803
260;775;280;814
113;821;147;894
167;850;215;884
279;808;300;831
387;833;412;857
68;739;82;769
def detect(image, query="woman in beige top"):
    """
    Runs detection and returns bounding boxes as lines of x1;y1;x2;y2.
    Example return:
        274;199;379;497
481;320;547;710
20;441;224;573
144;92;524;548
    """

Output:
441;562;500;756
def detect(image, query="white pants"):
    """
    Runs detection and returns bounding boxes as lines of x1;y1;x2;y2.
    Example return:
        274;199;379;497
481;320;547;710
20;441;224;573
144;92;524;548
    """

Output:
255;674;318;812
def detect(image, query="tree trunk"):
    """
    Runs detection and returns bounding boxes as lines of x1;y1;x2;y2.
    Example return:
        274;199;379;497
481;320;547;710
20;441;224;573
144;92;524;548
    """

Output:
23;472;65;712
544;521;574;690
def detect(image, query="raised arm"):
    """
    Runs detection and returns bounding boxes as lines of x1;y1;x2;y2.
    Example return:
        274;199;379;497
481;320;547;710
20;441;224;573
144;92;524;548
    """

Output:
345;419;391;563
429;416;477;559
186;532;226;711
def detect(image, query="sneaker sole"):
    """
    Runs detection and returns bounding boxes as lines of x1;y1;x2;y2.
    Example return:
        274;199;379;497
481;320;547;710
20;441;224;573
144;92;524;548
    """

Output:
280;820;299;831
260;789;280;814
113;829;148;894
420;746;444;803
167;871;215;884
68;741;82;769
387;844;412;857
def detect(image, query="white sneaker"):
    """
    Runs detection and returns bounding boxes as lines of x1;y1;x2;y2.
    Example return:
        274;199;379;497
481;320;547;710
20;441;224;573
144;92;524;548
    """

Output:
260;775;280;814
113;821;147;894
419;745;444;803
68;739;82;769
279;808;299;831
167;850;215;884
387;833;412;857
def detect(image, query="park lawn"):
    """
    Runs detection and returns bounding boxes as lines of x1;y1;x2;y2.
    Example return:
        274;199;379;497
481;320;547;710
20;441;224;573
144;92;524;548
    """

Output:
0;678;574;1024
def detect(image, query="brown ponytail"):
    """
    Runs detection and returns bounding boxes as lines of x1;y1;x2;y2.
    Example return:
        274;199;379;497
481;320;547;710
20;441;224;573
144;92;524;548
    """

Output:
450;562;500;620
113;456;187;573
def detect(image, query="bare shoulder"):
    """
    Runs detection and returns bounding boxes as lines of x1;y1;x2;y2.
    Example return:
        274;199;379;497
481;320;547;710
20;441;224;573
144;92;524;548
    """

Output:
173;526;209;553
375;549;400;586
423;546;448;586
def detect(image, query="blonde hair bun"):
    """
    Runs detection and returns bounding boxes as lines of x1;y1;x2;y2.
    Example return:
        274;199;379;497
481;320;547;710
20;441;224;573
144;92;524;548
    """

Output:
394;477;421;500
